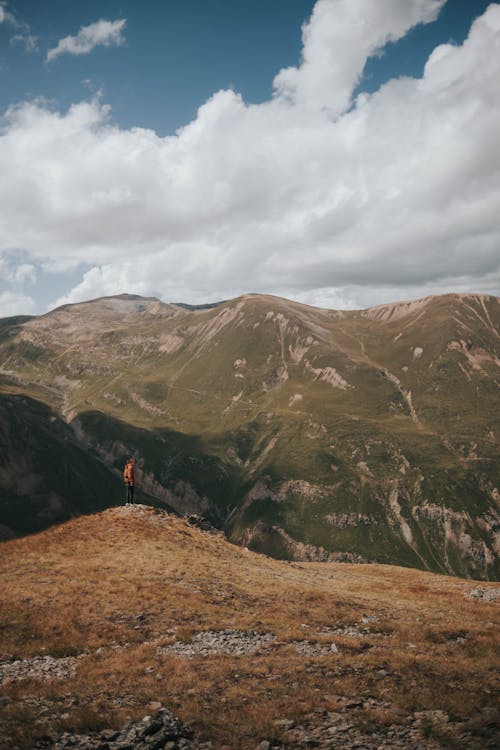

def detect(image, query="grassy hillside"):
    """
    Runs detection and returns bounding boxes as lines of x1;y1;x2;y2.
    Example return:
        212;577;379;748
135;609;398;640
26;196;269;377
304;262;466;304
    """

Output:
0;292;498;578
0;506;498;749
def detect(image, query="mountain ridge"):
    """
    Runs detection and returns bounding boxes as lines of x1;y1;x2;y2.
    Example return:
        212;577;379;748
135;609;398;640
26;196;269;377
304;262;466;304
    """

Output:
0;291;499;579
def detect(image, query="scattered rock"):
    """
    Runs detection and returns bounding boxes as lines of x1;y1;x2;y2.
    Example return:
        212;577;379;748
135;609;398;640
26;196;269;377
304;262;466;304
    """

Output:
157;629;276;658
286;640;339;656
33;708;194;749
273;719;295;731
320;623;385;639
184;514;220;534
465;587;500;601
0;655;81;685
156;630;341;659
413;709;449;726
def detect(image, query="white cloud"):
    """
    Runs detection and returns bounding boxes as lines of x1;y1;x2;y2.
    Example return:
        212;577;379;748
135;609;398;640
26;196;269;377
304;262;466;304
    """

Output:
273;0;445;116
0;291;35;317
0;0;499;313
0;2;37;52
0;253;34;277
11;263;37;285
10;32;38;52
0;2;12;25
46;18;126;63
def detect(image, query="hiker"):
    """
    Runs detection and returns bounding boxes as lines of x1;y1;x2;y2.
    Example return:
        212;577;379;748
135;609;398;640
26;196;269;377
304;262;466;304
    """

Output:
124;458;135;505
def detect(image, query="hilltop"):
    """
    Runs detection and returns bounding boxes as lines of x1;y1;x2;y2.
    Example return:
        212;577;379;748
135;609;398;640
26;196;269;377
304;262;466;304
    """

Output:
0;292;499;578
0;505;498;749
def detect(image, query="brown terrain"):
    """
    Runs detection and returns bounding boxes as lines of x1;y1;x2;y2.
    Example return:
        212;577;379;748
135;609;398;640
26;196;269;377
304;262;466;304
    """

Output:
0;505;498;749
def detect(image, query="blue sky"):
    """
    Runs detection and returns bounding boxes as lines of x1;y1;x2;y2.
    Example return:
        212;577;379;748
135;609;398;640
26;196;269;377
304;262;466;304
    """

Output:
2;1;318;134
1;0;499;314
2;0;491;133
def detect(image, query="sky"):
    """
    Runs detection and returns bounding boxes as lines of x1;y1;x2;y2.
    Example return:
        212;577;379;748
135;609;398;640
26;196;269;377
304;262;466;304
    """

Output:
1;0;499;315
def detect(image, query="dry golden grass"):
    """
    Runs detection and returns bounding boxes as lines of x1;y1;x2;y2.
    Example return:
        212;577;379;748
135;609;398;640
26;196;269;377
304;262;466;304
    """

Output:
0;505;499;749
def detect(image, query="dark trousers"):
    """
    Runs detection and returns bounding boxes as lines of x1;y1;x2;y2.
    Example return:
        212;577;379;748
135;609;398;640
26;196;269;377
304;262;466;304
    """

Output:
125;483;135;504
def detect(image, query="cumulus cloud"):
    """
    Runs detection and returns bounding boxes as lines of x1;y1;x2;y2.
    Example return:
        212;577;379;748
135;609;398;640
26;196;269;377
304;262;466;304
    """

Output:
0;0;499;313
273;0;445;115
0;253;37;284
11;263;36;285
0;291;35;317
46;18;126;63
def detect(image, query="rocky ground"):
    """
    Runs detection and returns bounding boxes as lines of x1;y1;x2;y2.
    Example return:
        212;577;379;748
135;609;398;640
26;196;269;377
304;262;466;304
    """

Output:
3;692;498;750
1;629;498;749
32;708;198;750
1;506;499;749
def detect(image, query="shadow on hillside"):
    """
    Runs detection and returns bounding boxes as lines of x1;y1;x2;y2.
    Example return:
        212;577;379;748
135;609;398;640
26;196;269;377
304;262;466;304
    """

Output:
0;395;247;540
73;410;245;523
0;394;124;539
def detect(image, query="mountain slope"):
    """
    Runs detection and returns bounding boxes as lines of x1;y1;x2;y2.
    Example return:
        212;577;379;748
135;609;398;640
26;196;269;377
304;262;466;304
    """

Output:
0;506;498;749
0;292;499;578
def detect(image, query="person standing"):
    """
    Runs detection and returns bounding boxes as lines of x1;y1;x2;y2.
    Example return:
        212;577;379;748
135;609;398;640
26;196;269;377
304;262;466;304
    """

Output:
124;458;135;505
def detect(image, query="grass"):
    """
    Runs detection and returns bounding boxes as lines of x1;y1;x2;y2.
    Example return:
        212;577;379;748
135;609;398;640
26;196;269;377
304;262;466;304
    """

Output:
0;505;498;748
1;293;499;579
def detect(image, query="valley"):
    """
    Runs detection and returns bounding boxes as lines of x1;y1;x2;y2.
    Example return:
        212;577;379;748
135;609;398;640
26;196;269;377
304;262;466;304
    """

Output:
0;292;499;578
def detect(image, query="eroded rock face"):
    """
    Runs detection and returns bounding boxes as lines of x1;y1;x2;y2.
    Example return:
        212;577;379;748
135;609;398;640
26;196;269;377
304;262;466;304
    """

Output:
412;503;499;578
229;473;499;578
237;520;368;564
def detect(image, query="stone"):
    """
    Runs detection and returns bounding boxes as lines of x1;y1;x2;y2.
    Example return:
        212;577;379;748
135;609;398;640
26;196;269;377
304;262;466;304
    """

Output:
345;699;363;709
0;655;80;685
326;712;343;723
143;719;162;736
273;719;295;730
32;707;194;750
101;730;120;741
157;629;276;658
466;587;500;601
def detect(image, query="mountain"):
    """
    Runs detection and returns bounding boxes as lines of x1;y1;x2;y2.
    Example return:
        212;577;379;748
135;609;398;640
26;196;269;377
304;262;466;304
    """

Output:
0;505;498;749
0;292;499;578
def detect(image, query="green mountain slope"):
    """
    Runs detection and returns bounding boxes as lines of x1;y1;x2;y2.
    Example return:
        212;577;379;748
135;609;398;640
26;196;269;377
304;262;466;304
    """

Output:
0;292;499;578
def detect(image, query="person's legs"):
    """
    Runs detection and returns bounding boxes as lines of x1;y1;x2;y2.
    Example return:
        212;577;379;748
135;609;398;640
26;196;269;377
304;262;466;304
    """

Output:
125;484;129;504
129;484;135;504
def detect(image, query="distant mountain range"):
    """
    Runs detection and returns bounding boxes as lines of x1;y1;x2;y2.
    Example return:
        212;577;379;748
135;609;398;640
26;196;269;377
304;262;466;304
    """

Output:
0;292;499;579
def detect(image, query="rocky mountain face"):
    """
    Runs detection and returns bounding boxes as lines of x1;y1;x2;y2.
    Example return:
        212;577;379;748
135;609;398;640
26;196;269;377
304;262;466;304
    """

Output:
0;292;499;579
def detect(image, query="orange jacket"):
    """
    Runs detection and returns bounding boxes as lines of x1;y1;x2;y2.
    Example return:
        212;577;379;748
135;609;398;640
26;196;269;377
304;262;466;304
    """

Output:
124;461;135;486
